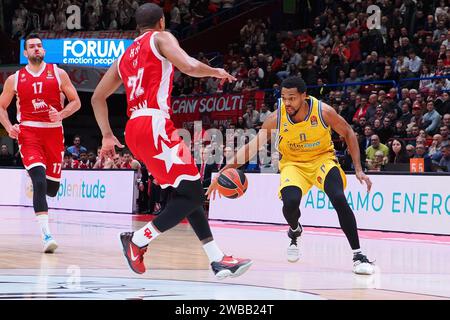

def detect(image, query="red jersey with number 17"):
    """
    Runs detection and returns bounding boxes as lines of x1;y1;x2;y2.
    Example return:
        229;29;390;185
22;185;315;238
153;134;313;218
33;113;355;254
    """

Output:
117;31;174;118
14;63;63;123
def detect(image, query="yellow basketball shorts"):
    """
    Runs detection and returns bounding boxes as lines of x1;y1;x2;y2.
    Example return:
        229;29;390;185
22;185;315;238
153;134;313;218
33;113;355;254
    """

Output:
278;155;347;198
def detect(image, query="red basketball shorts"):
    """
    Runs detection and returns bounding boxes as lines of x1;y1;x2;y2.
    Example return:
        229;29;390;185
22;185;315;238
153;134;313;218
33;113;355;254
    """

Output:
125;110;199;188
18;124;65;181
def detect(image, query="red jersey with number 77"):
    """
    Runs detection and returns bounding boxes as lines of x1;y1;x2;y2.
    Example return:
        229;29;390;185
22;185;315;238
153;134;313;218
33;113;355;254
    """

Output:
117;31;199;188
117;31;174;118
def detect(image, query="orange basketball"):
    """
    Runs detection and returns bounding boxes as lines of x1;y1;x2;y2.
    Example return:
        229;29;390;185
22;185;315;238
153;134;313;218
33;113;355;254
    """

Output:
217;168;248;199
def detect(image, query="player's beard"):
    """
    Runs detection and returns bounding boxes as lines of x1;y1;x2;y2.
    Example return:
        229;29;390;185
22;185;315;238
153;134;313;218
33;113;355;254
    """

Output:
287;107;300;117
29;55;44;65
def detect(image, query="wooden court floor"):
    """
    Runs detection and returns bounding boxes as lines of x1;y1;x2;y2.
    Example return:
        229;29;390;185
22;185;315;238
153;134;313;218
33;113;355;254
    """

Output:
0;206;449;300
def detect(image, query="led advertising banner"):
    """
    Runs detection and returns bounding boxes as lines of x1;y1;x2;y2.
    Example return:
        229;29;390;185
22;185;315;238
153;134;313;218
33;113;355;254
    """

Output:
20;38;134;67
209;173;450;235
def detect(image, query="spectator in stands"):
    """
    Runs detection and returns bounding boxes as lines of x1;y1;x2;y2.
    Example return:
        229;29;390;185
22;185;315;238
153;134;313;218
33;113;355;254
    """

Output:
75;151;93;169
104;153;122;169
0;144;15;166
429;134;444;158
406;144;416;159
435;92;450;115
419;64;435;92
67;135;87;160
443;113;450;129
243;104;259;129
359;124;372;151
423;101;442;135
197;147;217;188
366;134;389;164
352;97;369;124
365;94;378;122
257;103;271;129
399;102;413;124
393;120;407;139
367;150;387;171
440;125;450;146
219;146;234;170
388;139;409;164
438;144;450;172
369;105;385;126
344;68;361;93
377;117;394;144
62;152;77;169
407;49;422;76
120;150;133;169
87;151;97;167
414;144;433;172
409;104;424;130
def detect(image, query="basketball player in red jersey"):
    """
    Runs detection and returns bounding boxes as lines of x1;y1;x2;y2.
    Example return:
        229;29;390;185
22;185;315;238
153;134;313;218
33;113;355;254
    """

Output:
91;3;252;278
0;34;81;253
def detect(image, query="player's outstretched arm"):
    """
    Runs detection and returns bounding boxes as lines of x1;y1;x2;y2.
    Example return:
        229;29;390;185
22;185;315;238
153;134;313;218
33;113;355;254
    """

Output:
52;68;81;121
156;31;235;82
322;103;372;192
91;60;125;159
0;75;20;139
206;112;278;200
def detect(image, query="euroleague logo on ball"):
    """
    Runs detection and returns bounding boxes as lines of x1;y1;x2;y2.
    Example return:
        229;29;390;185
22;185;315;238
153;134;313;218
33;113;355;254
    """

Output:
217;169;248;199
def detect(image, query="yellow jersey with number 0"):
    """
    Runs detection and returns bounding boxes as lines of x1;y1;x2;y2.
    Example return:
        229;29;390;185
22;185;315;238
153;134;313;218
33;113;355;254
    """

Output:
276;95;335;165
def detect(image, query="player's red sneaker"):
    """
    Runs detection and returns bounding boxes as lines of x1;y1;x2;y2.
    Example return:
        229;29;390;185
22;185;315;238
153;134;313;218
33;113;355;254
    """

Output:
211;255;253;280
119;232;147;274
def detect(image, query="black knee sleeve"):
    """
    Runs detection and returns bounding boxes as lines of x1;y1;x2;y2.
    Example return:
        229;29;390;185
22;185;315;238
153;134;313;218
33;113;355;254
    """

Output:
152;179;204;232
28;166;48;213
46;180;60;197
281;186;302;230
187;206;213;241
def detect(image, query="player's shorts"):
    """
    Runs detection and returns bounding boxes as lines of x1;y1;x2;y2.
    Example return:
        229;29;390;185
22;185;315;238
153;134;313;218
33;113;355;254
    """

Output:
18;122;65;182
278;153;347;197
125;109;200;189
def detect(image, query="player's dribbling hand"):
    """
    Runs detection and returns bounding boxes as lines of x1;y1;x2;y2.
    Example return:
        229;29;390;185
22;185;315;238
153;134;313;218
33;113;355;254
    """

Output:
100;135;125;159
49;106;62;122
7;124;20;140
356;170;372;193
214;68;237;85
206;177;221;201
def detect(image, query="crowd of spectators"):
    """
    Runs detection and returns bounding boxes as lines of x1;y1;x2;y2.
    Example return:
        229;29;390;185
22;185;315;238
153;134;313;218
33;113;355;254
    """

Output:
173;0;450;175
4;0;450;213
8;0;238;39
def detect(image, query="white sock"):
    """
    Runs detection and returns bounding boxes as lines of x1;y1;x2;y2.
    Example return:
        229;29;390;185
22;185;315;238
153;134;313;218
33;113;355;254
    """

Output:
353;249;362;256
36;214;51;237
203;240;225;263
132;222;160;247
290;224;301;233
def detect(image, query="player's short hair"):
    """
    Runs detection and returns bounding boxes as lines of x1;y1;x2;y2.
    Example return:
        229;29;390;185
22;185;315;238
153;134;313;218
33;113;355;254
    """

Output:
24;33;42;49
281;76;307;93
135;3;164;29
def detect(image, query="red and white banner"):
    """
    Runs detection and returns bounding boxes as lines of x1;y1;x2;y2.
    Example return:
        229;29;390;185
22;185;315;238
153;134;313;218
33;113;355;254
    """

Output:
171;93;246;127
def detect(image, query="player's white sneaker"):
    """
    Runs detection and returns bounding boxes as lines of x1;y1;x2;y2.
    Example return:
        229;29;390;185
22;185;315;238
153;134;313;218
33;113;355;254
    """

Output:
43;234;58;254
353;253;375;275
287;225;302;263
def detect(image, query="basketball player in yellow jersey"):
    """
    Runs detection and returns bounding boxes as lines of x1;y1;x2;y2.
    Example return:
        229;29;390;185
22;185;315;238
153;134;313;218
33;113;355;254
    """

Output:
208;76;375;275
